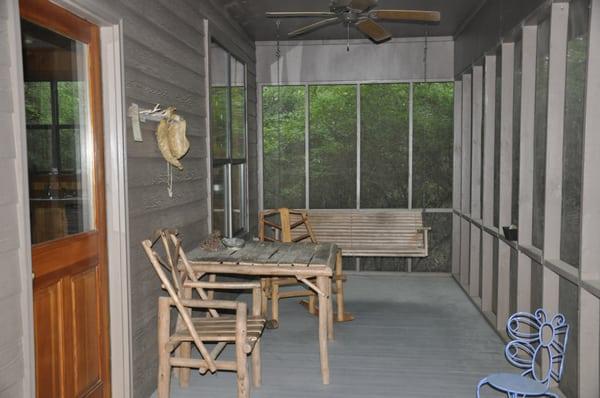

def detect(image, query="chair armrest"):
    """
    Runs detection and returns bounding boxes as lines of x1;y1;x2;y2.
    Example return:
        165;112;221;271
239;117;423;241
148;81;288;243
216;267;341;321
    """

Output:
183;281;261;290
177;298;240;311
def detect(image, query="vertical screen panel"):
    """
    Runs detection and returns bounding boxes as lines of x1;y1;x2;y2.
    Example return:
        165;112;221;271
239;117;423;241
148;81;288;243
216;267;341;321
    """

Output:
309;85;357;209
413;82;454;208
532;17;551;250
512;38;523;227
230;57;246;160
493;47;502;228
360;83;409;208
210;42;229;160
262;86;306;209
560;0;590;267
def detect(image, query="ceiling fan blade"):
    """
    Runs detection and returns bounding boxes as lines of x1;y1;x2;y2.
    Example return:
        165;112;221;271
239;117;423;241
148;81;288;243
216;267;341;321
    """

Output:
288;17;340;38
369;9;441;24
355;18;391;43
266;11;337;18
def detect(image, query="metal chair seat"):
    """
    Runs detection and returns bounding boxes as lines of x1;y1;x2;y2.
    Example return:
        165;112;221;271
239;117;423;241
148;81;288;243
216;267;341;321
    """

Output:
486;373;549;395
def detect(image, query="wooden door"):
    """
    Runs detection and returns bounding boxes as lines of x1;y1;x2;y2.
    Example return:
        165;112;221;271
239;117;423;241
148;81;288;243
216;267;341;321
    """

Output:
20;0;111;396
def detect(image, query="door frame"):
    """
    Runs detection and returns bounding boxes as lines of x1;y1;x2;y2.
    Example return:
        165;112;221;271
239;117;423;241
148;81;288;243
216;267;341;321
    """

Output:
7;0;132;396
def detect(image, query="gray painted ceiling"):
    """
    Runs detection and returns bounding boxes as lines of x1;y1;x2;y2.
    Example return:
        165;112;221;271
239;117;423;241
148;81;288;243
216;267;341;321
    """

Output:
219;0;483;41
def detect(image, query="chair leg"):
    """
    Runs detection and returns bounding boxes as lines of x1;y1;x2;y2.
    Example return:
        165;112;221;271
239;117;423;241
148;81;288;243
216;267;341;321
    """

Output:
335;250;345;322
236;310;250;398
251;339;262;388
308;294;317;315
178;287;192;387
476;377;488;398
157;298;172;398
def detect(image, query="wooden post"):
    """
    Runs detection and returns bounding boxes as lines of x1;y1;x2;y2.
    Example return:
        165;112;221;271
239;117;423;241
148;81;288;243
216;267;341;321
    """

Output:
317;276;330;384
179;286;192;387
271;278;279;327
251;287;262;387
335;250;344;322
157;297;171;398
236;302;250;398
207;274;216;300
279;208;292;242
327;277;334;341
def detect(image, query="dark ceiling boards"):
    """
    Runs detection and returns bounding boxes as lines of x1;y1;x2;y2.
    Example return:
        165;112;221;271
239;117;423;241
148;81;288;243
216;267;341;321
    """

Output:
220;0;483;41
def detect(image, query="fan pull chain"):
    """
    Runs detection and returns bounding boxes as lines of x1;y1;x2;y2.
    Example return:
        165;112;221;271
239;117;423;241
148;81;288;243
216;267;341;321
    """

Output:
347;23;350;52
423;29;429;82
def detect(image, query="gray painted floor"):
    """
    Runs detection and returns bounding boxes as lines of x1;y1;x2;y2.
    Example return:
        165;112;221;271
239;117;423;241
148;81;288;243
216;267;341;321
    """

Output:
156;274;515;398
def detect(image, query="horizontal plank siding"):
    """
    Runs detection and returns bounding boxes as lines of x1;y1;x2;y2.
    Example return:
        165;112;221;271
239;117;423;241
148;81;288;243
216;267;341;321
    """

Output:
0;2;24;397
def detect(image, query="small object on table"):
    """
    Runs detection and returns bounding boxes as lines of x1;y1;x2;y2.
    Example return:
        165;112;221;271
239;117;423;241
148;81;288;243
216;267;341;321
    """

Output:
222;237;245;249
200;230;224;252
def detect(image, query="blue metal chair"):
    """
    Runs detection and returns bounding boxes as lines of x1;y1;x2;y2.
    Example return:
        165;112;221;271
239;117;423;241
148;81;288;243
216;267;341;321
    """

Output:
476;309;569;398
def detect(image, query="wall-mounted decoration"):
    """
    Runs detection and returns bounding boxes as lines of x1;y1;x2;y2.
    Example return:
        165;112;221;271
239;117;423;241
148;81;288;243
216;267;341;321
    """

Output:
128;103;190;197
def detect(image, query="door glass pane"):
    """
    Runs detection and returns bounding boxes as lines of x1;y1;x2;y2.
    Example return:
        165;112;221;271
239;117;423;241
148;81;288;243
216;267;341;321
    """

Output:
560;0;590;267
230;57;246;160
22;20;94;244
413;82;454;208
360;83;409;208
532;17;551;250
309;85;357;209
212;166;226;235
210;42;229;160
231;164;244;235
262;85;306;209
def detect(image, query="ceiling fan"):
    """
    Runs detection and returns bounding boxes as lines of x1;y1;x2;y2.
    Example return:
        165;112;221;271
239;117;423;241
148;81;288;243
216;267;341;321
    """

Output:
265;0;441;43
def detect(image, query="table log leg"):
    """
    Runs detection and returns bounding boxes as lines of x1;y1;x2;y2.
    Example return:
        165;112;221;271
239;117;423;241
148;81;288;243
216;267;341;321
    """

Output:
327;277;334;341
317;276;330;385
335;251;354;322
179;286;192;387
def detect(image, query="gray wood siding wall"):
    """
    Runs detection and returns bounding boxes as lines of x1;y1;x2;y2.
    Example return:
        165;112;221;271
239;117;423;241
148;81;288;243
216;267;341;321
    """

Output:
0;1;24;396
83;1;257;397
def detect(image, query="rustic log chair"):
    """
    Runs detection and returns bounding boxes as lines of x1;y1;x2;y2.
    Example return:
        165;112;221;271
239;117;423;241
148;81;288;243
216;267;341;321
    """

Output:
258;208;350;328
142;229;266;398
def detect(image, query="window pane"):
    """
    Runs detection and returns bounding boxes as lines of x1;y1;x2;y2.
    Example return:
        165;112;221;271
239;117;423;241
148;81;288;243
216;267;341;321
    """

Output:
26;129;53;173
231;57;246;159
493;46;502;228
22;20;94;244
309;85;357;209
210;42;229;160
360;83;409;208
231;164;244;234
211;166;226;234
560;0;589;267
532;17;551;250
58;81;83;125
24;82;51;125
512;38;522;227
262;86;306;209
413;82;454;208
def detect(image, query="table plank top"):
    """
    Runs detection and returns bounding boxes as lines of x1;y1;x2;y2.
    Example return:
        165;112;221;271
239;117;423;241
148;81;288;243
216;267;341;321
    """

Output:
186;241;336;277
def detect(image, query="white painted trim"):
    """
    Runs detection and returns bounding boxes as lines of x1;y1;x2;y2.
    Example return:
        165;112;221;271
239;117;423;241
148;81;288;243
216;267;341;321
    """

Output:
47;1;133;397
543;2;569;261
469;66;483;298
204;20;214;231
99;23;132;398
460;73;472;289
7;0;35;395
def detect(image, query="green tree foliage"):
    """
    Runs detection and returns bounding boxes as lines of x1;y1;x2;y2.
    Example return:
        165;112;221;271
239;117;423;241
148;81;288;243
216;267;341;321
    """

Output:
412;82;454;208
361;84;409;208
309;85;357;209
262;86;306;208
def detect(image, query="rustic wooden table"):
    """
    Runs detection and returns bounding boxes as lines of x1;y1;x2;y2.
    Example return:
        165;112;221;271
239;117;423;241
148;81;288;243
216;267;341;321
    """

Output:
187;241;337;384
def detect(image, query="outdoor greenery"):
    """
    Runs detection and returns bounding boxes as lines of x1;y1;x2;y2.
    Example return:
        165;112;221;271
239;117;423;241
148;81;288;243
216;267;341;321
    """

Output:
25;81;84;174
263;82;454;210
